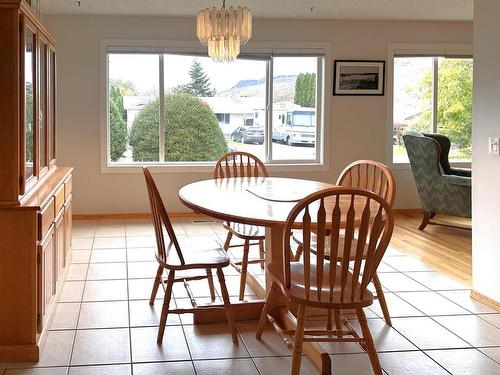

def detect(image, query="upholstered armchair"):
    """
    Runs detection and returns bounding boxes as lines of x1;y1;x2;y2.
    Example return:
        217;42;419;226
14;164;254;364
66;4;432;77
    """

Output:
422;133;471;177
403;131;471;230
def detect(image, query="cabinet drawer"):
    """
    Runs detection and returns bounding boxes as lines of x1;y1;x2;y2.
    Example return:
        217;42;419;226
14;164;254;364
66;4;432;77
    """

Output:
53;185;65;215
64;176;72;200
38;197;55;240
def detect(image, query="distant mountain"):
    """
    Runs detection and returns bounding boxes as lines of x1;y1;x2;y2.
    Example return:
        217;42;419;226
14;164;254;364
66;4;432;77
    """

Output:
230;78;265;89
219;75;297;103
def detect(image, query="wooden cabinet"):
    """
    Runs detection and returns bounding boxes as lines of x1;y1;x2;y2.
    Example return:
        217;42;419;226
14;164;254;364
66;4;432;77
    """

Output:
37;225;55;333
64;195;73;263
0;0;73;363
55;209;65;288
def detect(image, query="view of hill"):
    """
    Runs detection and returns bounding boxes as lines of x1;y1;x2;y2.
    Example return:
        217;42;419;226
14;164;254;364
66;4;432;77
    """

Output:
218;75;296;103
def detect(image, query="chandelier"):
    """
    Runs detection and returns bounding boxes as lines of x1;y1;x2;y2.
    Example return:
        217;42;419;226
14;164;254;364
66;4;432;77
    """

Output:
196;0;252;62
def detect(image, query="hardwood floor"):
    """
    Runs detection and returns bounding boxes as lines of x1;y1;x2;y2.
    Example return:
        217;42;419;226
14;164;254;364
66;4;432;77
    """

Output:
392;212;472;286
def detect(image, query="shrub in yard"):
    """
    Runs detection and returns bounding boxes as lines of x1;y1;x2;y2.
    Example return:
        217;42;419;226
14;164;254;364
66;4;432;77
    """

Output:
109;99;128;161
130;93;227;162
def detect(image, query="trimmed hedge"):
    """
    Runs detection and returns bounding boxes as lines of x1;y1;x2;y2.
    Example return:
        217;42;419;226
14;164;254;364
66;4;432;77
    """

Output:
130;93;227;162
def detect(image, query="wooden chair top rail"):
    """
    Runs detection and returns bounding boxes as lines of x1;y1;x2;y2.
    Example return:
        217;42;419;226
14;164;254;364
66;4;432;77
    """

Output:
336;160;396;207
213;151;269;179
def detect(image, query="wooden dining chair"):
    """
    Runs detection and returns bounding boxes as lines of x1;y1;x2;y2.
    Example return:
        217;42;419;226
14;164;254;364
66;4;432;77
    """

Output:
143;167;238;344
257;188;394;375
293;160;396;325
213;151;268;301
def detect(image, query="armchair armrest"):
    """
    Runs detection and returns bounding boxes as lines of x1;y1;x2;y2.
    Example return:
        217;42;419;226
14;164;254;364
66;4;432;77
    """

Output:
442;174;471;187
448;167;472;178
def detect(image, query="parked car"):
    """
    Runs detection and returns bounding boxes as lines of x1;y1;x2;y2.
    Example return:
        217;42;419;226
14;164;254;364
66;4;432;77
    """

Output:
230;125;264;145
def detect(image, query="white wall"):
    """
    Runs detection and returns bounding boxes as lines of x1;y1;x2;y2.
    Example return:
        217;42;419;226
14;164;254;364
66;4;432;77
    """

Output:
472;0;500;302
44;16;472;214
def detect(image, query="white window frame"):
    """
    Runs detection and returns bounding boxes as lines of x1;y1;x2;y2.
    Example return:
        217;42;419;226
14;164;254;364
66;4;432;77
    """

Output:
386;43;473;169
100;39;331;174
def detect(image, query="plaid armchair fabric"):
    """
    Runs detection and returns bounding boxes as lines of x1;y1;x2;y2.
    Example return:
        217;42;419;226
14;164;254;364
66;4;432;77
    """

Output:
403;131;471;222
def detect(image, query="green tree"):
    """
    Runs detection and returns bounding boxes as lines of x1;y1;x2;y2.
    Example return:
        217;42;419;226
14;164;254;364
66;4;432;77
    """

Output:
109;80;137;161
109;100;128;161
436;59;473;157
294;72;316;108
174;59;215;97
409;59;473;158
130;93;227;162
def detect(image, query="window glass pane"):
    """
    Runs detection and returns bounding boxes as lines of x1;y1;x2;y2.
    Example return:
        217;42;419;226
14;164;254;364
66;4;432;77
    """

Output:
39;41;47;170
437;57;473;161
393;57;433;163
163;55;267;162
24;27;35;180
272;56;317;161
109;53;159;163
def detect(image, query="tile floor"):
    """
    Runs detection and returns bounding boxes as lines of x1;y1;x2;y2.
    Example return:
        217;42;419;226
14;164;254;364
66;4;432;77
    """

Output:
1;218;500;375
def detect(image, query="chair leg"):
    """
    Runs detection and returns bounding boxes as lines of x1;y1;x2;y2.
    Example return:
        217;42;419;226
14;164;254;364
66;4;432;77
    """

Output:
239;240;250;301
256;281;280;339
418;211;431;231
291;304;306;375
357;308;382;375
157;270;175;344
327;309;333;330
206;268;216;301
293;244;303;262
216;268;238;343
149;265;164;306
373;273;391;326
223;231;233;251
334;310;343;338
430;212;436;219
259;240;265;269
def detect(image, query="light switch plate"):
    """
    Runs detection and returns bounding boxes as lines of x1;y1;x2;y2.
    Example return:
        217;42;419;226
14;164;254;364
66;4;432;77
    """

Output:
489;137;499;155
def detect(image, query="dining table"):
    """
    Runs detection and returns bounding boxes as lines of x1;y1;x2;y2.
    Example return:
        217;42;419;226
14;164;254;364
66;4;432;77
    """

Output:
178;176;370;375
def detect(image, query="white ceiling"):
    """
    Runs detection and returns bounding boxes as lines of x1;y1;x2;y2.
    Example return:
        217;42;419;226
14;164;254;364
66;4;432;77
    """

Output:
41;0;473;21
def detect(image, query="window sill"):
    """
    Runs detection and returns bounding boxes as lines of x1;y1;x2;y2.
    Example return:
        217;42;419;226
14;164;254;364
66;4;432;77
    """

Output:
391;161;472;171
101;162;329;174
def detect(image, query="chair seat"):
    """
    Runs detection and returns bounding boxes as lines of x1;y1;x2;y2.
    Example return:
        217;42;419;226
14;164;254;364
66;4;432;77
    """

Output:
224;221;266;240
268;261;373;309
158;239;230;270
292;231;363;260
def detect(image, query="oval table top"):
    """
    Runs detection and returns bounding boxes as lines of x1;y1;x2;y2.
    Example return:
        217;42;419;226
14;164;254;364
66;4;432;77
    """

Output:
179;177;341;227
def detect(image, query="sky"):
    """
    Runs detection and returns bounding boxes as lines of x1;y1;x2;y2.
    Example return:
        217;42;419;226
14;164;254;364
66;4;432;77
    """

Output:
108;53;317;95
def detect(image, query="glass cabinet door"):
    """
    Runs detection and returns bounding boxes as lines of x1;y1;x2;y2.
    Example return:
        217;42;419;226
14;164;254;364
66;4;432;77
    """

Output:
39;39;48;171
48;48;56;163
24;24;36;183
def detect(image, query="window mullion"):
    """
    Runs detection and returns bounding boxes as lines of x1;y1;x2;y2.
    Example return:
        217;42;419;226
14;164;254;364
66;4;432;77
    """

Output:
159;54;166;162
265;59;273;163
432;57;438;133
315;57;323;164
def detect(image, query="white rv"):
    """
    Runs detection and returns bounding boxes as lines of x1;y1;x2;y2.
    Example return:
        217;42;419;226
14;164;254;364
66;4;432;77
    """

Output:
272;107;316;145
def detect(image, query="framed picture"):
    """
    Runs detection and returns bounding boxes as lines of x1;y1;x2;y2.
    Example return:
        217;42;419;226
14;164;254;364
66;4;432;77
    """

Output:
333;60;385;96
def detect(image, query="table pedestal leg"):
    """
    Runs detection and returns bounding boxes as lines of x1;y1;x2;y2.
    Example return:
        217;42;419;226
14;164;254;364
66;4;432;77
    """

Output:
263;226;332;374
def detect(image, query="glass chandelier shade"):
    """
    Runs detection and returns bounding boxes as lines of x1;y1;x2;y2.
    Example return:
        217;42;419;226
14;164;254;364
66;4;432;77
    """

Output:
196;2;252;62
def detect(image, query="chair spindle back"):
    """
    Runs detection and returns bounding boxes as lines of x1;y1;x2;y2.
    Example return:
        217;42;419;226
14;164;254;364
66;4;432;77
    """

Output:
143;167;184;266
213;151;268;179
284;188;394;302
337;160;396;207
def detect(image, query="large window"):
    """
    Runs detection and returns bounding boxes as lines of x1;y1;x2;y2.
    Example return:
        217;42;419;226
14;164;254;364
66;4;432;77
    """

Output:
392;55;473;163
106;51;324;165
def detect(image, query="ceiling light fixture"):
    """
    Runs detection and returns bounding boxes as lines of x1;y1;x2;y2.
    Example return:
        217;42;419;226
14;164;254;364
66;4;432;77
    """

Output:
196;0;252;63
